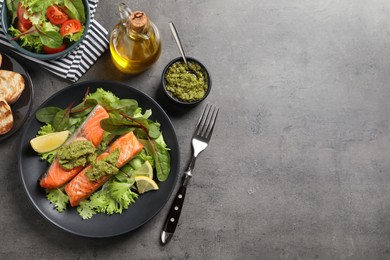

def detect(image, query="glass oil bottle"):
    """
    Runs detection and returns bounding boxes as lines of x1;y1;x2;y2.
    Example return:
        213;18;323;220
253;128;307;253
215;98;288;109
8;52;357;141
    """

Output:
110;4;161;74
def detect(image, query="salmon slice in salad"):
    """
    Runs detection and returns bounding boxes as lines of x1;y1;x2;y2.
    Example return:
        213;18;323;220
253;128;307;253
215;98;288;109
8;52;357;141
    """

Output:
79;106;110;147
64;153;111;207
40;156;85;189
39;105;109;189
65;131;144;207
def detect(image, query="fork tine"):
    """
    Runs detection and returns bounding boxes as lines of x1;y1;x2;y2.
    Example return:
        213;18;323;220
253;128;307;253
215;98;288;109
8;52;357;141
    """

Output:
194;104;219;138
195;104;209;136
204;106;219;139
200;105;214;137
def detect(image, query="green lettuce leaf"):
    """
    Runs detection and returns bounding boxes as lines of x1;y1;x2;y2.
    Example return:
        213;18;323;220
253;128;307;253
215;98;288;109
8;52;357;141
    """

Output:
108;181;137;209
46;187;69;212
77;200;96;220
86;88;120;109
38;29;63;48
6;0;20;23
37;123;55;136
40;150;57;163
63;0;86;24
8;25;43;53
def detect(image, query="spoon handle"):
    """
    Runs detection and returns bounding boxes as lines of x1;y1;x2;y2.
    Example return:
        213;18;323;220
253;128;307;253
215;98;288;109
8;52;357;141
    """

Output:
169;22;188;65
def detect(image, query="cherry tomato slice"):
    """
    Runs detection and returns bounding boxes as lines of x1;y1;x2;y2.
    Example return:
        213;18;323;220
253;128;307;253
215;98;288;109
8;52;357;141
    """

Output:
46;5;68;25
16;3;32;30
60;19;82;37
43;44;67;54
17;20;32;33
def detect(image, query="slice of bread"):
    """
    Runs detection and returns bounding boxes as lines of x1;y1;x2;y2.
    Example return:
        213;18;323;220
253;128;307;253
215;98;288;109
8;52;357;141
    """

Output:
0;70;25;104
0;98;14;135
0;53;2;67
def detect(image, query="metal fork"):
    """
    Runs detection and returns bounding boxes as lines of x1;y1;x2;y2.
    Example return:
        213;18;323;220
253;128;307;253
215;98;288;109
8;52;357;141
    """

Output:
161;104;219;245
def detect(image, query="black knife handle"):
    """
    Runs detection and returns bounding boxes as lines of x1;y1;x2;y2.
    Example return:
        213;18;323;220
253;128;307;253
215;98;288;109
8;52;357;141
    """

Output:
162;184;187;234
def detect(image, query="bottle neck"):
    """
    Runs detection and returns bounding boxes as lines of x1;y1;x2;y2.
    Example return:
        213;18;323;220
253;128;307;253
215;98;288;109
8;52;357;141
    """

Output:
126;21;155;41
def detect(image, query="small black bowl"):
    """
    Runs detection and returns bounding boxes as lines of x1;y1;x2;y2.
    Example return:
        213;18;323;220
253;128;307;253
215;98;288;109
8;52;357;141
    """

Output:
161;57;211;106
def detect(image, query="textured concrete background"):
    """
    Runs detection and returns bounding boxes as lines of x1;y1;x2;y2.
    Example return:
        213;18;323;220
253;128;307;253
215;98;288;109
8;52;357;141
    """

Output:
1;0;390;259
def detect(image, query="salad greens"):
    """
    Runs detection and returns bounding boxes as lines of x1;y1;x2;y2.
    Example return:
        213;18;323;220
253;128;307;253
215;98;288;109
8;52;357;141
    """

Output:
6;0;86;53
35;88;171;219
63;0;85;23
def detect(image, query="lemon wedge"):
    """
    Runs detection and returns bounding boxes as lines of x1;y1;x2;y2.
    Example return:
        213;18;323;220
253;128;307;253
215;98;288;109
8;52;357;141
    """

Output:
132;161;153;179
30;131;70;153
135;176;159;194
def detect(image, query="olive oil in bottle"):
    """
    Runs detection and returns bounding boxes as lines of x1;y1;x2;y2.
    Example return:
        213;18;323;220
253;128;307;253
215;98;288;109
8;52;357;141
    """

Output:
110;8;161;74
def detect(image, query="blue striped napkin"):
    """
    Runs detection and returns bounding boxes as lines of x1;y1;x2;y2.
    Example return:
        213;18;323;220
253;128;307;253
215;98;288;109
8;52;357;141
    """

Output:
0;0;109;82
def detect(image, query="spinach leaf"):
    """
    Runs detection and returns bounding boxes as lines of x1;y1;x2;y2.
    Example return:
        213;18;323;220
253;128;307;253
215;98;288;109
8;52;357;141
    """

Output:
100;118;135;135
64;0;86;24
70;102;94;117
6;0;19;23
154;142;171;182
52;109;70;131
36;106;62;123
108;99;138;115
148;123;161;139
51;101;74;131
38;30;63;48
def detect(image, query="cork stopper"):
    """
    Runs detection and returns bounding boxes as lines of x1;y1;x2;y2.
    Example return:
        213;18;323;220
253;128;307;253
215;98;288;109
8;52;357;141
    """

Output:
128;11;148;33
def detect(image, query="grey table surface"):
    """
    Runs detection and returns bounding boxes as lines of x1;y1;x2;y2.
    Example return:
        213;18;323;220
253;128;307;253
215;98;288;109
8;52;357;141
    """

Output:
1;0;390;259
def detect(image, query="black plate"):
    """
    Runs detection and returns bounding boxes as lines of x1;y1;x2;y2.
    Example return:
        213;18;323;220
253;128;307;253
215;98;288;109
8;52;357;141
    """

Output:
0;52;33;141
18;81;180;237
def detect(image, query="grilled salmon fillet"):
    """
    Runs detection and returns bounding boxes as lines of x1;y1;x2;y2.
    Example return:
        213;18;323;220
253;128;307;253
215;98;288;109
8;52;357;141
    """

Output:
65;131;144;207
40;105;109;189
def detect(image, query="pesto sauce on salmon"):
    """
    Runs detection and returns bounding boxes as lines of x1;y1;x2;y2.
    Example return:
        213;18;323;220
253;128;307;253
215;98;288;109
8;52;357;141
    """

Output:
56;140;96;170
85;148;120;181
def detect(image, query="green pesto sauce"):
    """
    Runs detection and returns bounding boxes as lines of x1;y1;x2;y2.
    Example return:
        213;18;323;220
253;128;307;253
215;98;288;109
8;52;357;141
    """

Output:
165;61;208;102
85;149;120;181
57;140;96;170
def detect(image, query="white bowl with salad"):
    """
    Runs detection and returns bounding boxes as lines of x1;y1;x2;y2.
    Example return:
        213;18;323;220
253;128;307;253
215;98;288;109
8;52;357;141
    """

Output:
1;0;90;60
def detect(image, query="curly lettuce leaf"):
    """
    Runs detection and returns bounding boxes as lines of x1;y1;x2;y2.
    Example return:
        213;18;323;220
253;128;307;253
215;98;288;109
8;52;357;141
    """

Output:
37;123;55;136
8;25;43;53
22;0;62;14
40;150;57;163
37;123;57;163
77;200;96;220
75;171;138;218
41;21;60;32
108;180;138;209
46;187;69;212
86;88;120;109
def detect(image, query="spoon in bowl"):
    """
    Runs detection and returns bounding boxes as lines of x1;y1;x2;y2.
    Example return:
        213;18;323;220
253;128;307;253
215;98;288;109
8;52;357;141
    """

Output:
169;21;188;66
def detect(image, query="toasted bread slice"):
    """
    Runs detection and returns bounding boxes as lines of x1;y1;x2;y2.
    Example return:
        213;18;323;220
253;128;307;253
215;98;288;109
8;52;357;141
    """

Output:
0;53;2;67
0;70;25;104
0;98;13;135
